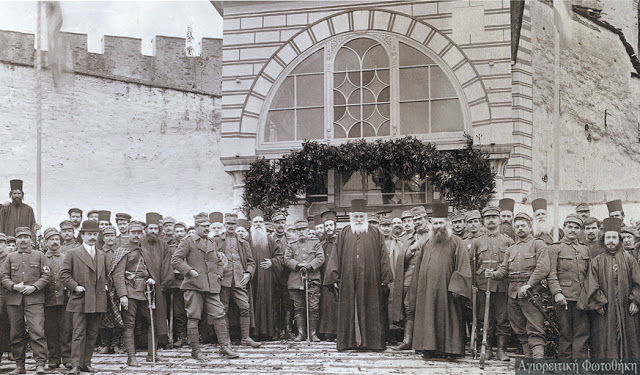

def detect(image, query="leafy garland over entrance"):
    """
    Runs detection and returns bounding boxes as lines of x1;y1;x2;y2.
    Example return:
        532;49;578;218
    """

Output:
242;136;495;219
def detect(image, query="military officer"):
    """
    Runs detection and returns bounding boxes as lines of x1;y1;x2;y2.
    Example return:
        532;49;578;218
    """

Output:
487;213;550;359
59;220;109;375
42;228;72;369
451;211;466;239
469;206;514;361
464;210;483;248
171;213;238;360
1;227;51;375
59;220;79;253
284;219;324;342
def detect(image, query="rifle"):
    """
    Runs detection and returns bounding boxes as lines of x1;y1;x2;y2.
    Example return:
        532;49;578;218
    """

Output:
526;290;560;336
301;268;311;346
470;252;478;359
479;254;492;369
145;283;156;365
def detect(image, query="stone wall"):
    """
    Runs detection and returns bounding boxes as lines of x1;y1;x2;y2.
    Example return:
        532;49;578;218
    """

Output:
0;31;232;228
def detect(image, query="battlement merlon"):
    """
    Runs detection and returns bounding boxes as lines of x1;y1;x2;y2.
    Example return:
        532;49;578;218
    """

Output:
0;30;222;97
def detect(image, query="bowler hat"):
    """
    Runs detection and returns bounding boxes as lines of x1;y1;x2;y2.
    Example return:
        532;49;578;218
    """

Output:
98;210;111;222
79;221;99;233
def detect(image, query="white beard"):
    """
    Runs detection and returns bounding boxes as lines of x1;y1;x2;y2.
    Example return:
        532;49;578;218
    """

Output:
350;215;369;235
533;220;552;236
251;226;268;248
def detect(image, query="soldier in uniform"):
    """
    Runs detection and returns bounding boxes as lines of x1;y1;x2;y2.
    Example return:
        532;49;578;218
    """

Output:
98;226;122;354
6;236;16;253
115;213;131;248
59;220;109;375
1;227;50;375
451;211;466;239
400;210;414;241
464;210;483;248
547;214;590;358
499;198;516;241
469;206;514;361
575;203;590;220
0;233;10;364
160;216;176;243
284;219;324;341
42;228;72;369
171;213;238;359
272;213;294;340
86;210;99;222
487;213;550;359
235;219;249;240
214;212;260;348
59;220;79;254
168;221;188;347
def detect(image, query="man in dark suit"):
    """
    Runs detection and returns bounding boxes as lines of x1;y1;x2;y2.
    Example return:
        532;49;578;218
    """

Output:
59;220;108;375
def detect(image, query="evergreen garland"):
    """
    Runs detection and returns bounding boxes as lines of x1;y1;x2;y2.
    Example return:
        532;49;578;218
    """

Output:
242;136;496;219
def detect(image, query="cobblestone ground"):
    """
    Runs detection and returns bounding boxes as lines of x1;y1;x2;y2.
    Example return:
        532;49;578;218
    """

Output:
0;342;515;374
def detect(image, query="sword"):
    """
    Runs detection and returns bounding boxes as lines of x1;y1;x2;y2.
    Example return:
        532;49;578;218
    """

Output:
526;290;560;336
145;283;156;365
301;268;311;346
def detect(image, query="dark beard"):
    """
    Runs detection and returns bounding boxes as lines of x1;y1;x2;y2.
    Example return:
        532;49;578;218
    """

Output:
434;227;449;244
11;197;22;205
147;234;158;244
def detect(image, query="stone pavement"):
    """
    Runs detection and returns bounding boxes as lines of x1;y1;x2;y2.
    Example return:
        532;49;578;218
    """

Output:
0;342;515;374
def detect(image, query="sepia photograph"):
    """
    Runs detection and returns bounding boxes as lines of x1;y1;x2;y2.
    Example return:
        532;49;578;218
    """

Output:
1;0;639;373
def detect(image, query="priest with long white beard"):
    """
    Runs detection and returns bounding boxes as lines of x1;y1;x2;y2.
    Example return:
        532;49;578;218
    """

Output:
248;209;284;340
323;199;392;351
531;198;562;245
407;203;471;360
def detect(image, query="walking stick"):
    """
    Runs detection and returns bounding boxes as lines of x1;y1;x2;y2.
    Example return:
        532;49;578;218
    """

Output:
168;291;174;347
145;283;156;365
301;268;311;346
479;255;492;369
470;250;478;359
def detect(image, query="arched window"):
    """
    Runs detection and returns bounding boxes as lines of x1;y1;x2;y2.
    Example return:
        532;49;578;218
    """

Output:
261;34;466;146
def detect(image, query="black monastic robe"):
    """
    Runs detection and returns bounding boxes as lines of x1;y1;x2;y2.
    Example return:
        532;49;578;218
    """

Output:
318;236;339;336
323;226;392;350
0;201;36;237
250;236;284;337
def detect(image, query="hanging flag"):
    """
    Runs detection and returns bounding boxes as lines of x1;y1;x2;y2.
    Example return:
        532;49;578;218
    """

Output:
45;1;63;87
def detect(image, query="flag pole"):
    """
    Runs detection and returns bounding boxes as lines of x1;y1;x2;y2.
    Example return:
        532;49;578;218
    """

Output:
552;0;561;242
36;0;43;226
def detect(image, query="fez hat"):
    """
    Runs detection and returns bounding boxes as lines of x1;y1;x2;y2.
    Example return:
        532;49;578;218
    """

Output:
272;213;286;223
576;203;590;212
98;210;111;222
451;210;466;221
321;210;337;223
162;216;176;225
194;212;209;225
237;218;250;230
224;213;238;224
465;210;481;222
175;222;187;229
79;220;99;233
249;208;264;220
87;209;99;218
531;198;547;212
43;227;60;241
602;217;622;233
514;212;533;223
563;214;583;228
68;207;83;216
0;233;6;241
482;206;501;217
102;226;117;235
15;227;31;237
313;214;323;227
350;199;367;213
411;206;427;219
606;199;623;214
127;221;144;232
294;219;309;229
115;213;132;221
432;203;449;219
498;198;515;213
59;220;75;230
209;212;224;224
9;179;23;191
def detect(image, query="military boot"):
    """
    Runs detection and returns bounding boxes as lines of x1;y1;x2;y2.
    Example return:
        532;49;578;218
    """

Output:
240;316;261;348
294;313;306;342
531;344;545;359
283;310;295;340
213;317;239;358
521;343;532;358
393;320;413;350
123;329;140;367
187;326;206;361
10;363;26;374
309;311;320;342
496;336;510;361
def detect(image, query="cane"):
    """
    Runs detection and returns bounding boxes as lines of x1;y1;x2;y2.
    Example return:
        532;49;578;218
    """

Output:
301;267;311;346
145;283;156;365
168;291;174;347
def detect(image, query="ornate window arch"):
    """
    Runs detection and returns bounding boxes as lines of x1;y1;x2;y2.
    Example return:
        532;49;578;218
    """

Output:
258;31;471;151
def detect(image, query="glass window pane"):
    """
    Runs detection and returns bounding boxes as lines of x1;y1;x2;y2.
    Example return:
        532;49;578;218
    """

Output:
270;76;294;109
431;67;458;99
378;121;390;136
296;74;324;106
378;86;390;102
399;102;429;135
297;108;324;140
264;110;295;142
346;105;361;121
399;42;434;66
364;70;389;101
335;47;359;72
362;122;376;137
344;38;377;58
292;48;324;74
431;99;464;133
348;89;362;105
334;123;347;138
399;67;429;101
363;44;389;69
348;123;362;138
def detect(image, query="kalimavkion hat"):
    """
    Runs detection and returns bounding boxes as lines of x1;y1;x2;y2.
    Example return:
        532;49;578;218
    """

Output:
249;208;264;220
209;212;224;224
531;198;547;212
9;179;23;191
146;212;162;226
432;203;449;219
321;210;337;223
606;199;623;214
350;199;367;213
498;198;515;213
313;214;324;227
98;210;111;222
602;217;622;233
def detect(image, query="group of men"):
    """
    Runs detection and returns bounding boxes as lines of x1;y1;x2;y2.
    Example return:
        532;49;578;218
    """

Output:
1;177;640;374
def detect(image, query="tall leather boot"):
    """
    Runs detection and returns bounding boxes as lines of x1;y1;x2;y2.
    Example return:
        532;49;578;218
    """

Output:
294;313;306;342
496;336;509;361
240;316;261;348
122;329;140;367
212;317;239;358
284;310;295;340
531;344;545;359
393;320;413;350
521;342;532;358
309;311;320;342
187;322;206;361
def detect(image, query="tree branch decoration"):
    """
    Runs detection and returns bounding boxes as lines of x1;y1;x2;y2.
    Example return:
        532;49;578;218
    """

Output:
242;136;496;219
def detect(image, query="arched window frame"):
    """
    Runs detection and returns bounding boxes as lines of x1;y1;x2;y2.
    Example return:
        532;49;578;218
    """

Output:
257;31;472;153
